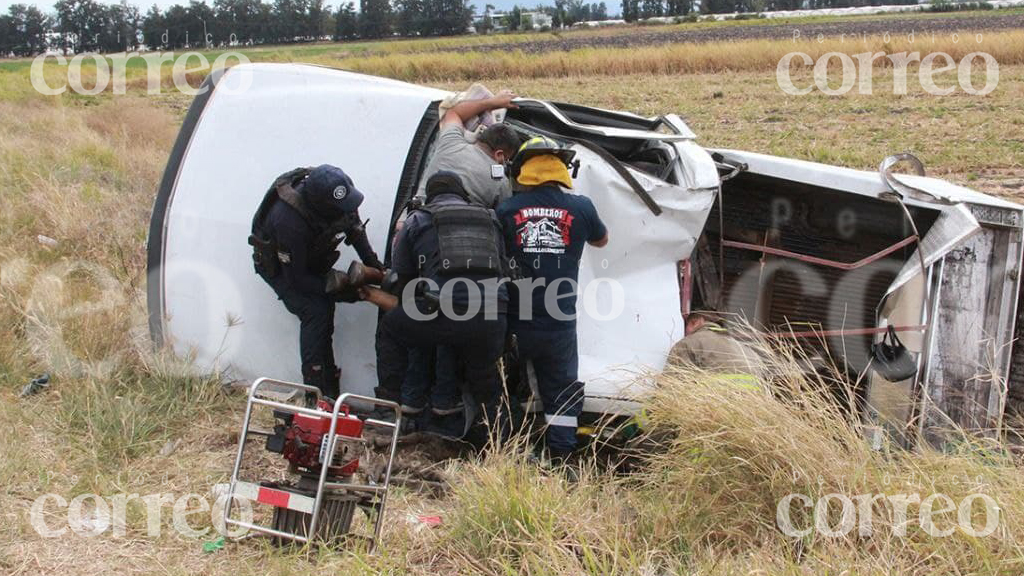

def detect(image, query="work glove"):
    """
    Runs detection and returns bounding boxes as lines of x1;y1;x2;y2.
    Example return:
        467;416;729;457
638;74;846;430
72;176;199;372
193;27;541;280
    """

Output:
325;270;360;303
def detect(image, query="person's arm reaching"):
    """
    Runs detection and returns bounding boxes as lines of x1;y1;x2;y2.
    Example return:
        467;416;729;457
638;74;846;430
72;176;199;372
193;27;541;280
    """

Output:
343;210;384;270
360;214;421;311
359;285;399;311
440;90;518;129
584;198;610;248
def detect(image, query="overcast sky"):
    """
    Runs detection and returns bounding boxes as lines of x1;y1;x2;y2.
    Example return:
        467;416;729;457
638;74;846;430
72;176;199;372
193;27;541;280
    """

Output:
0;0;530;15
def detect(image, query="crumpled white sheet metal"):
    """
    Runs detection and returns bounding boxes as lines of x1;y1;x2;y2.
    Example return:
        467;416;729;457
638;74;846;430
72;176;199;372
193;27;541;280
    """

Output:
569;145;717;408
887;203;980;296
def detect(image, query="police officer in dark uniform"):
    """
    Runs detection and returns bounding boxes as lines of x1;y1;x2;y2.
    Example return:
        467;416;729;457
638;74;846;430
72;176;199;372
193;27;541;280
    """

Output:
249;164;383;398
360;170;510;442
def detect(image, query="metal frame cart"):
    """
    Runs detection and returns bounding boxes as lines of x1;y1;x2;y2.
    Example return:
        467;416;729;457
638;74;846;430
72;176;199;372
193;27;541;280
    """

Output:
223;378;401;551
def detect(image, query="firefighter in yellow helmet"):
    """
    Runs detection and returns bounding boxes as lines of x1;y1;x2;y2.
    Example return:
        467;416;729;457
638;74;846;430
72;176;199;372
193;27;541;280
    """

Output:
496;136;609;462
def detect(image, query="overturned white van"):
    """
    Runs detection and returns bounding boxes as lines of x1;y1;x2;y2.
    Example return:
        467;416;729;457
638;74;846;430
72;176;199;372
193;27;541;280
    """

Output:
147;63;1024;443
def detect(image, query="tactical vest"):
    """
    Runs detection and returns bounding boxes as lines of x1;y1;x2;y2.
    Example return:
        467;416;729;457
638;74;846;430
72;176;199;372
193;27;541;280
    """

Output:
418;203;504;278
249;167;353;281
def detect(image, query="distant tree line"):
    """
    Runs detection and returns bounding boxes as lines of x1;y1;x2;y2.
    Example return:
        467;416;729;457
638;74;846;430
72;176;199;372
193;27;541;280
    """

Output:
1;4;51;56
0;0;477;55
494;1;607;31
546;0;610;27
1;0;931;56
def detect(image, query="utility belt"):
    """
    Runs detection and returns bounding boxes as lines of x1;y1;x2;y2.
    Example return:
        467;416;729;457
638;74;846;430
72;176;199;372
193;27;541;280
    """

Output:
248;233;282;281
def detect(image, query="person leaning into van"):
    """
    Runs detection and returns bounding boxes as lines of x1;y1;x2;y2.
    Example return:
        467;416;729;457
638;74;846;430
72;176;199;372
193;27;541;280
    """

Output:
249;164;383;399
360;171;511;445
378;91;522;436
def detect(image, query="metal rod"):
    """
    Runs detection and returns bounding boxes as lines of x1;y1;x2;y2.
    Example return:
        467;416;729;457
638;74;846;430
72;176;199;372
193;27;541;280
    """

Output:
904;263;936;449
722;235;919;271
717;185;725;293
322;482;386;493
249;397;327;419
251;378;322;400
224;379;260;530
918;257;945;442
363;418;397;429
225;518;311;543
374;402;402;552
769;325;926;338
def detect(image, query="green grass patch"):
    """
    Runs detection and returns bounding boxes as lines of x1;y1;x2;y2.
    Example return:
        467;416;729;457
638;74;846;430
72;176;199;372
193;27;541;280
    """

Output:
58;368;227;475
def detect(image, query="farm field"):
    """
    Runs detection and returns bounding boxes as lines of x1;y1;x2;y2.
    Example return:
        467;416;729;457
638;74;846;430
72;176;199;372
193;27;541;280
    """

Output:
3;8;1023;71
1;11;1024;575
447;11;1024;52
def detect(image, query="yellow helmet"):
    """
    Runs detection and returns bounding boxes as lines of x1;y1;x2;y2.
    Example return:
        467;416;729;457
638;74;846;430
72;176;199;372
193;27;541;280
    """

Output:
507;136;576;183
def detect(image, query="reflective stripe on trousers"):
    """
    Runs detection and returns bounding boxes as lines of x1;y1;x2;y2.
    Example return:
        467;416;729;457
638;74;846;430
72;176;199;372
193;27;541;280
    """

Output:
544;413;578;428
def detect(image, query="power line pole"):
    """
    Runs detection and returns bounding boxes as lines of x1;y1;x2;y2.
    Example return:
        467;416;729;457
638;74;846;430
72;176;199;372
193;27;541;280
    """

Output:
199;17;209;48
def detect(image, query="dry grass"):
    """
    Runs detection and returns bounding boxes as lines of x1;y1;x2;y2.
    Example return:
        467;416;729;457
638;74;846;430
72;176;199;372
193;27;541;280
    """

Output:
312;30;1024;82
16;28;1024;94
1;32;1024;575
0;95;175;385
645;344;1024;574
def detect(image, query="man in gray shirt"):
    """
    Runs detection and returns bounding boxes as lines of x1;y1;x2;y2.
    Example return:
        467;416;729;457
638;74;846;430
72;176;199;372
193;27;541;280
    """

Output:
415;90;522;209
389;90;521;437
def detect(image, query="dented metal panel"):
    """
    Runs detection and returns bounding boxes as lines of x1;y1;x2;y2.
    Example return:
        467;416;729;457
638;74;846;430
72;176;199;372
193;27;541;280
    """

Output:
923;216;1023;436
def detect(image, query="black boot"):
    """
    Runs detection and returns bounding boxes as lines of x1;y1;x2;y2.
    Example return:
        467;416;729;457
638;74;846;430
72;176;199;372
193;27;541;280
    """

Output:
302;364;338;401
323;367;341;401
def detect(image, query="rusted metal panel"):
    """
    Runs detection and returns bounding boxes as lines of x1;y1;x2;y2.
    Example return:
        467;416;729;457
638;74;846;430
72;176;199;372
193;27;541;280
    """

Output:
690;235;722;310
924;217;1023;436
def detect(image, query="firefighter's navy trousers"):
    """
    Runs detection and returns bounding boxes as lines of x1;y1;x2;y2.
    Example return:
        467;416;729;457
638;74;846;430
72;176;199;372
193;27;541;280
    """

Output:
513;326;583;457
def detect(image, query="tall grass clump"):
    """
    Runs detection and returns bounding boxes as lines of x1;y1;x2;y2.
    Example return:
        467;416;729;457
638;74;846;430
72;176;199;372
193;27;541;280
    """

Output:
430;335;1024;574
57;367;226;469
634;338;1024;573
441;443;670;574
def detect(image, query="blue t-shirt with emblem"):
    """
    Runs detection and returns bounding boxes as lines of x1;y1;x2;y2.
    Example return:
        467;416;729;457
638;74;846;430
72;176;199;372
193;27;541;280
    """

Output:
496;185;607;330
